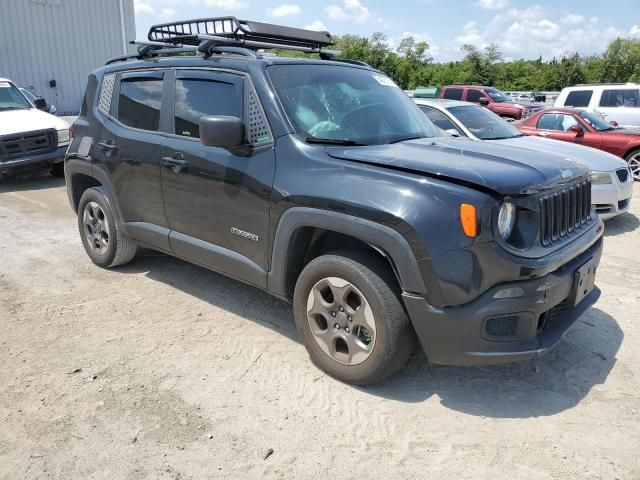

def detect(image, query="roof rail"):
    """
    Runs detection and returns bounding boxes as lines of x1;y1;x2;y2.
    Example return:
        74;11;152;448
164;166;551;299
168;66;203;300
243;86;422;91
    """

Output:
573;82;639;87
147;17;338;55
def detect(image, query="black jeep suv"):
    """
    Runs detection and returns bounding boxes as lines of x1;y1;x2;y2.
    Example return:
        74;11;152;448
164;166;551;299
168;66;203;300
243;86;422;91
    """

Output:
65;18;603;385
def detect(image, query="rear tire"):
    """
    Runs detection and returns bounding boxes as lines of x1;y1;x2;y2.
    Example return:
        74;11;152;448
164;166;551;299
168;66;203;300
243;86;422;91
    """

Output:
77;187;137;268
293;250;414;385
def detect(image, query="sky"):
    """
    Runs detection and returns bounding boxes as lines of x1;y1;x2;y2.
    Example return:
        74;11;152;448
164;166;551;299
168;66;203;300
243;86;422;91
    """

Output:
133;0;640;62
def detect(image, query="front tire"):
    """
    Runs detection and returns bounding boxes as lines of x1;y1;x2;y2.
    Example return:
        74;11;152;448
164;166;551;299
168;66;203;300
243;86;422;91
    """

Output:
624;149;640;181
77;187;137;268
293;251;414;385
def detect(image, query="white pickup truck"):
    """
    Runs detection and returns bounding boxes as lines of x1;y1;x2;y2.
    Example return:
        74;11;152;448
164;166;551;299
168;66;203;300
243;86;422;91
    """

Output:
0;77;70;178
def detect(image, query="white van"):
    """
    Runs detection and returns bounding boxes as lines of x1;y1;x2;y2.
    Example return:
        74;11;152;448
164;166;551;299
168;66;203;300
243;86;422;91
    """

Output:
0;77;70;178
553;83;640;128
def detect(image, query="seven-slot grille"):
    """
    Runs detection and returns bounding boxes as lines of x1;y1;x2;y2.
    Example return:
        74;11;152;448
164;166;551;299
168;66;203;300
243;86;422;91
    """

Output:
616;168;629;183
539;179;591;246
0;130;56;161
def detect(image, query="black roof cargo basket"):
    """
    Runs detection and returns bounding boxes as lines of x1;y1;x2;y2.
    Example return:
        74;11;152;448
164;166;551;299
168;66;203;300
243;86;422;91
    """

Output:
148;16;334;51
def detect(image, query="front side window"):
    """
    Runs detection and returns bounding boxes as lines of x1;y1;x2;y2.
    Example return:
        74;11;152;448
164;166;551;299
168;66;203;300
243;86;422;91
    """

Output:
117;76;163;131
537;113;579;131
564;90;593;107
448;105;523;140
419;106;461;134
174;77;243;139
0;81;32;111
443;88;463;100
599;89;639;108
268;65;437;145
465;89;486;103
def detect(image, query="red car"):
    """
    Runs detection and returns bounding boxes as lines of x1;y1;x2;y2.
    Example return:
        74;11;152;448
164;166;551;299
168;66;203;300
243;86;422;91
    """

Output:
439;85;543;120
518;108;640;181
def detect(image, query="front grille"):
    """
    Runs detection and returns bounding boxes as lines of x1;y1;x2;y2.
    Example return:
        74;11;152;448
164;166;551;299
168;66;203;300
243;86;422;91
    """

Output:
538;299;569;332
0;130;56;161
616;168;629;183
539;180;592;246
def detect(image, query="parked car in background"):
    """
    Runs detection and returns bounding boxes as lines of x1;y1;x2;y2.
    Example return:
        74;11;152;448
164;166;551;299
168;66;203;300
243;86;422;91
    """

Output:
415;98;634;220
65;16;604;385
553;83;640;128
518;108;640;183
0;77;69;178
19;87;57;115
440;85;543;120
533;92;547;102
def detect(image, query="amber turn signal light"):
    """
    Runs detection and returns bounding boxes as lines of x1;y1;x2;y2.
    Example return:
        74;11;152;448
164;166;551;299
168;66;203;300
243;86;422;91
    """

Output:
460;203;477;238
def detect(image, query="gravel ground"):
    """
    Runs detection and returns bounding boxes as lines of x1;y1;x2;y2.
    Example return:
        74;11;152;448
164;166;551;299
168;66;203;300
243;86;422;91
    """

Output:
0;174;639;480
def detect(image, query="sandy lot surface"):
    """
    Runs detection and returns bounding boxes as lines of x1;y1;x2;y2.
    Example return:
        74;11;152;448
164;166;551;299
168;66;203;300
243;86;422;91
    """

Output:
1;174;639;480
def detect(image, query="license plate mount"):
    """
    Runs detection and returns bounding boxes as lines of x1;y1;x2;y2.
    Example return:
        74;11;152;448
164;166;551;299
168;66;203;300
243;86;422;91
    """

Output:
572;258;596;307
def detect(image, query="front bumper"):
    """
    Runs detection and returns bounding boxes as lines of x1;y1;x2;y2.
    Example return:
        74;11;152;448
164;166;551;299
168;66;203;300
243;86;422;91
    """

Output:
592;178;634;220
403;236;603;366
0;145;66;172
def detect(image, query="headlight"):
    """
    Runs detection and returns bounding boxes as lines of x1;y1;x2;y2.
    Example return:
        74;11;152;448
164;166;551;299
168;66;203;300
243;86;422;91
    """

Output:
57;128;70;146
497;202;517;240
591;171;612;185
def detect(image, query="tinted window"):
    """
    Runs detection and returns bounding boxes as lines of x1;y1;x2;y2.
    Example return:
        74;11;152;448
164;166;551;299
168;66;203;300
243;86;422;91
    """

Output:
443;88;463;100
599;89;639;108
420;107;460;133
537;113;578;131
564;90;592;107
466;89;485;103
174;78;243;138
117;77;163;131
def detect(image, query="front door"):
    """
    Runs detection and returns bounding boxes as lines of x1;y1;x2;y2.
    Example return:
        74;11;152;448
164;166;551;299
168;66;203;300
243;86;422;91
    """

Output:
160;69;275;280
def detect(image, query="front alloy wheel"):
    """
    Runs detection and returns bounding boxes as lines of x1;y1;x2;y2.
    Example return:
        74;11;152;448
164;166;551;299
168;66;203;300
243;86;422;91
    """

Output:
626;151;640;181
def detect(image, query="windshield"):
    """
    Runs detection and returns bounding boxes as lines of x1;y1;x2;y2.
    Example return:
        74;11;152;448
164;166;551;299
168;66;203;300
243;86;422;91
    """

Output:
579;110;613;131
448;105;523;140
485;88;510;103
267;64;438;145
0;81;31;111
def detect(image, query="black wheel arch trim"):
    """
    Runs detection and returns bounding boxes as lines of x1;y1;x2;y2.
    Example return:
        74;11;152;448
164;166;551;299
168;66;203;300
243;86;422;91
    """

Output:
268;207;430;299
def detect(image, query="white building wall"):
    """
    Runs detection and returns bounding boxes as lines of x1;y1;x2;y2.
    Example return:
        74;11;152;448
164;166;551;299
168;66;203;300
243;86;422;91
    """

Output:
0;0;135;114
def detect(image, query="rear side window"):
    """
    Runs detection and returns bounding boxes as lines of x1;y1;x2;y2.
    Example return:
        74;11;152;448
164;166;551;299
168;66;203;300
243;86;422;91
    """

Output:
420;106;460;133
465;89;485;103
563;90;592;107
599;89;639;108
174;78;243;138
443;88;463;100
117;76;163;131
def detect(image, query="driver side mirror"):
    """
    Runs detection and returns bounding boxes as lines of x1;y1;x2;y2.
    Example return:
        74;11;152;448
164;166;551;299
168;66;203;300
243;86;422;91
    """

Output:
199;115;245;149
34;97;47;110
569;124;584;136
479;98;490;106
609;120;619;127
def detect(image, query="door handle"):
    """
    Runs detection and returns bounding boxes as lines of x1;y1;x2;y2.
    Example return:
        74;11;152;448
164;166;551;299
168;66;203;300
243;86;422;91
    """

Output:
97;140;118;156
162;153;188;173
537;132;550;137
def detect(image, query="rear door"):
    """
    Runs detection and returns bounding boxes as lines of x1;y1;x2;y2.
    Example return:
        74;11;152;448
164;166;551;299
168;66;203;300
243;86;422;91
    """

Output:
93;70;171;248
160;69;275;280
598;88;640;126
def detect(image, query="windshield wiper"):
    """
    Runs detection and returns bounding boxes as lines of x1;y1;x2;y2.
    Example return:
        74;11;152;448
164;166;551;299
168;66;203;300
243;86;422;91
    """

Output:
387;134;428;144
305;136;367;146
0;106;23;111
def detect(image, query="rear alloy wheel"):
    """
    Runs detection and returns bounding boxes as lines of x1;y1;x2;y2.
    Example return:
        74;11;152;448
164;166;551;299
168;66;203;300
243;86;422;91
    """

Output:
77;187;137;268
294;251;414;385
625;151;640;181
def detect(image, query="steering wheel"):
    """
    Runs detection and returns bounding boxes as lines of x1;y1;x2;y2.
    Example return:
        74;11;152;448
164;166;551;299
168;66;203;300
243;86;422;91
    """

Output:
341;103;391;137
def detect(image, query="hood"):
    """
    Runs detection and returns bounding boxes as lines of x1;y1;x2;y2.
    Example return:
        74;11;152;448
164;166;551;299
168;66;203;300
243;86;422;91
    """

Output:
326;137;589;195
493;135;627;172
0;108;68;136
602;128;640;137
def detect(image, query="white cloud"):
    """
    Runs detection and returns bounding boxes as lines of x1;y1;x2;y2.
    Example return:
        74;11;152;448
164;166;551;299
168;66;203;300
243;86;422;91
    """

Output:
203;0;248;9
158;8;176;19
133;0;154;15
268;4;301;17
631;25;640;36
475;0;509;10
325;0;372;24
454;5;626;59
305;20;327;31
